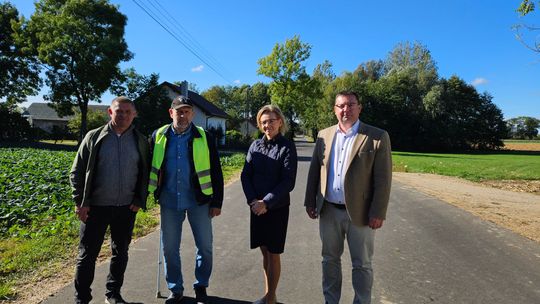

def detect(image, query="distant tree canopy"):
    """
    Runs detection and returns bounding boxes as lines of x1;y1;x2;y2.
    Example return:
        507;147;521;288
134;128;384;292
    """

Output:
254;38;508;151
507;116;540;139
0;102;32;141
202;82;271;131
0;2;41;104
14;0;132;142
68;108;108;139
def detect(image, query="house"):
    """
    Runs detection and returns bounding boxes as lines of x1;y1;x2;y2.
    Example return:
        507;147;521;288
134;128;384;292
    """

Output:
22;103;109;133
239;118;259;138
147;81;229;144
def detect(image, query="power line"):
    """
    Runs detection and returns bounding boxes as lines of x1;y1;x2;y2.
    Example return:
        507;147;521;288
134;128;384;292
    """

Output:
131;0;233;84
146;0;231;78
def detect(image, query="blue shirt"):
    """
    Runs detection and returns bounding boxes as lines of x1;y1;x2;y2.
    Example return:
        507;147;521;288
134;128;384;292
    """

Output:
159;125;197;210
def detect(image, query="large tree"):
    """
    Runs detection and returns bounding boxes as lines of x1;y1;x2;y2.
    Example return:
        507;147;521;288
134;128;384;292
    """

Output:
16;0;132;141
257;35;316;137
0;2;41;104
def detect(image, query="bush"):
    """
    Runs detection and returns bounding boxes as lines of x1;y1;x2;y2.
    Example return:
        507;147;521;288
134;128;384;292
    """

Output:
224;130;251;149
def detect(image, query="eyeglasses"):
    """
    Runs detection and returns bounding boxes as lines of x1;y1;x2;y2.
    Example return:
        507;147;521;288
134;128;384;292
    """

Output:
334;103;358;110
261;118;279;125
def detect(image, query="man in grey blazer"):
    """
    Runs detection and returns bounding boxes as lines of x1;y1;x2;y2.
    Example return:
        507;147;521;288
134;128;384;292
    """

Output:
305;91;392;304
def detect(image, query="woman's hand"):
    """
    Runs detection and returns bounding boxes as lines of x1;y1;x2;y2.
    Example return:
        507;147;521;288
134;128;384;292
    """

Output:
250;199;268;216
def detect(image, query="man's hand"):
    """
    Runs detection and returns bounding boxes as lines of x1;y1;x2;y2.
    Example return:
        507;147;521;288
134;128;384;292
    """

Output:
209;207;221;218
129;204;140;213
368;217;384;229
75;206;90;223
306;206;318;219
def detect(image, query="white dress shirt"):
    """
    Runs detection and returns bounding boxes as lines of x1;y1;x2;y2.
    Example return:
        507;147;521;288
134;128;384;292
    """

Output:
325;120;360;205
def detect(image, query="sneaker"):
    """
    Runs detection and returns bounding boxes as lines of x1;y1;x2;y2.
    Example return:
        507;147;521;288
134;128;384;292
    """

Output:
194;286;208;304
105;293;128;304
165;291;184;304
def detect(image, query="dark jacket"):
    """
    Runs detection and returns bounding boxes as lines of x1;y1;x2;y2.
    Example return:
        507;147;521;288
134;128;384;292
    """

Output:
70;124;151;209
150;123;224;209
241;134;298;210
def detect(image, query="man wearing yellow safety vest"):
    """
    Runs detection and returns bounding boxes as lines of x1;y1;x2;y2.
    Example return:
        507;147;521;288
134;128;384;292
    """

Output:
149;95;223;304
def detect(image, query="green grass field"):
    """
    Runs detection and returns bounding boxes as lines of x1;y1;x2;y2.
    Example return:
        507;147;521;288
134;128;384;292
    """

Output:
392;151;540;181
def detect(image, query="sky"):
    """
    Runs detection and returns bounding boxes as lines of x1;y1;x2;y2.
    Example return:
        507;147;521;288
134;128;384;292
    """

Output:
12;0;540;119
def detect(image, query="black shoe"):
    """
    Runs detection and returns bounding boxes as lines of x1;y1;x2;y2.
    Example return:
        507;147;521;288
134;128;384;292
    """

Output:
194;286;208;304
165;292;184;304
105;293;129;304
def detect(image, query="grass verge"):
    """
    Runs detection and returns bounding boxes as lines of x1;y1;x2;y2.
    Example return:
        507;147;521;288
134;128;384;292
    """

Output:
392;151;540;181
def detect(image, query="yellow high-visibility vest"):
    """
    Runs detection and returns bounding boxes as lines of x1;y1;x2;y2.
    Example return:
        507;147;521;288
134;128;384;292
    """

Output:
148;125;213;195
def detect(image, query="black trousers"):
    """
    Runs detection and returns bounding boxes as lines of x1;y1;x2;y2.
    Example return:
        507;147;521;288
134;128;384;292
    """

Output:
74;205;136;303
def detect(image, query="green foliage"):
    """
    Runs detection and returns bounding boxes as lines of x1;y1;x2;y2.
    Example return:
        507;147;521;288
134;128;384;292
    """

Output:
68;108;108;139
392;151;540;181
0;148;76;236
257;35;317;137
0;2;41;104
110;67;160;101
0;103;33;141
518;0;536;15
506;116;540;139
15;0;133;140
132;84;172;136
201;82;271;131
0;146;245;300
220;153;246;181
224;129;251;149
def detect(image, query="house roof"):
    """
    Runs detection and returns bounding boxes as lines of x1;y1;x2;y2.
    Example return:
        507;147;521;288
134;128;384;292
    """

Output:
161;82;229;119
22;103;109;121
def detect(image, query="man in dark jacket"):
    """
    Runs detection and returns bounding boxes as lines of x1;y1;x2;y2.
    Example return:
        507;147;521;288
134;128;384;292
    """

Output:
70;96;150;304
149;95;223;304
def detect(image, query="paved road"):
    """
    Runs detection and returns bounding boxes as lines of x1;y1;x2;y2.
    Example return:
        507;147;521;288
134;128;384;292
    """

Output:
43;141;540;304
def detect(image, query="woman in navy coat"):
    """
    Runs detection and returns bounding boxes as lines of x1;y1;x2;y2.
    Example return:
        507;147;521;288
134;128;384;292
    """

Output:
241;105;298;304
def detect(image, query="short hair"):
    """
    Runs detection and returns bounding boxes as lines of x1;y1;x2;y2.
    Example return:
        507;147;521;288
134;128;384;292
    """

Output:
336;90;361;105
256;104;289;135
111;96;136;110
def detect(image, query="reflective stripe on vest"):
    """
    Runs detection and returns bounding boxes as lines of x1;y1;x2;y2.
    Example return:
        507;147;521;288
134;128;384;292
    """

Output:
148;125;213;196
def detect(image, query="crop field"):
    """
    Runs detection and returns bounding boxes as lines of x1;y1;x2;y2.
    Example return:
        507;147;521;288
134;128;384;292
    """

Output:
0;148;76;237
0;146;245;300
503;139;540;151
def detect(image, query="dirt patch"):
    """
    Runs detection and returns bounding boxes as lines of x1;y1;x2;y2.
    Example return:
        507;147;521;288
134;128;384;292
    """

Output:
393;172;540;243
503;142;540;151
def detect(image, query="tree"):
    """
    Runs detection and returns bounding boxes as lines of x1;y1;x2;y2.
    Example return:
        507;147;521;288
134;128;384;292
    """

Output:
0;102;32;141
257;35;317;137
507;116;540;139
384;41;439;95
0;2;41;104
68;108;108;139
301;60;336;137
110;68;160;100
16;0;132;142
514;0;540;52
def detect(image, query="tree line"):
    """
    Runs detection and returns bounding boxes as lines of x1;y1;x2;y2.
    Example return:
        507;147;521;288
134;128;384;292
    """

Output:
1;1;538;150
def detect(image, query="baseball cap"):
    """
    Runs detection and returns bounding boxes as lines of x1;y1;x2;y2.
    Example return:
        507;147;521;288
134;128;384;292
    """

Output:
171;95;193;109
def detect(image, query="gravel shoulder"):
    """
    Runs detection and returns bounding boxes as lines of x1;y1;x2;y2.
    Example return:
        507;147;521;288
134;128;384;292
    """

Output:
393;172;540;243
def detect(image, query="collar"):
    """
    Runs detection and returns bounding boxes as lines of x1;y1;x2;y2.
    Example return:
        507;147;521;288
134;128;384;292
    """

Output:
336;119;360;136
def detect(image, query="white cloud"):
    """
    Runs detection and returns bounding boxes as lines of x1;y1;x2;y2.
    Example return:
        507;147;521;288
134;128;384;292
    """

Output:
233;80;241;84
471;77;488;86
191;65;204;72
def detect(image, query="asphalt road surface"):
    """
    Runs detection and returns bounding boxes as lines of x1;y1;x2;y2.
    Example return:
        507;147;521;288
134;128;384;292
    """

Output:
43;140;540;304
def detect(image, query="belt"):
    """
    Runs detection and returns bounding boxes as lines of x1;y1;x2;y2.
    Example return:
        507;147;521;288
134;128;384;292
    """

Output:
324;199;346;210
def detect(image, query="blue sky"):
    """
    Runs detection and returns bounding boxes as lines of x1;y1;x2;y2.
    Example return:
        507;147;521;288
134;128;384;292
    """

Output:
13;0;539;119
